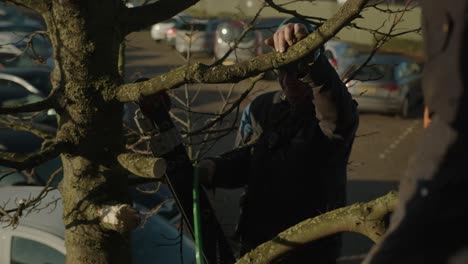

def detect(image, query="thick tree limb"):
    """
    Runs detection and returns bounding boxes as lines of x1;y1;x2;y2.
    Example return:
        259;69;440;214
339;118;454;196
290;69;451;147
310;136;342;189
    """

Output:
0;141;71;170
115;0;370;103
0;92;58;115
117;152;167;179
236;191;398;264
120;0;199;35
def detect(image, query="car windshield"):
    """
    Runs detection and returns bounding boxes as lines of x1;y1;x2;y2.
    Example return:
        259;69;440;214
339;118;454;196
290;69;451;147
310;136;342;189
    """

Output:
162;18;177;24
0;24;43;33
217;22;255;43
0;78;34;104
354;63;394;82
178;22;207;32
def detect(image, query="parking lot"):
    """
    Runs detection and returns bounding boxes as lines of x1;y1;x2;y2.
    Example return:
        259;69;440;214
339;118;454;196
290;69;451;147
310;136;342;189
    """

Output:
125;30;425;182
125;30;425;261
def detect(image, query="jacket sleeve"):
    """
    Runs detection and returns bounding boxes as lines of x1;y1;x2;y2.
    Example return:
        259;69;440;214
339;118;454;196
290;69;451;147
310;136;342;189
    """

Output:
206;105;254;189
304;54;359;142
207;144;252;189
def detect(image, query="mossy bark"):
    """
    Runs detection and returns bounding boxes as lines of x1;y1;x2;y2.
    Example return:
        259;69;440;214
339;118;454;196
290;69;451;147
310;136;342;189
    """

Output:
44;1;130;263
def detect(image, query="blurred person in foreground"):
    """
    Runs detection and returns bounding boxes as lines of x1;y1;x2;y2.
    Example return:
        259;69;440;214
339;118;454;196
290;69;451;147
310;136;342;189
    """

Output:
364;0;468;263
199;17;359;263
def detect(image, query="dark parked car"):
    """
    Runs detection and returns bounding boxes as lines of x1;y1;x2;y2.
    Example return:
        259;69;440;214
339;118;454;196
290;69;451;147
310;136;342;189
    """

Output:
346;53;424;117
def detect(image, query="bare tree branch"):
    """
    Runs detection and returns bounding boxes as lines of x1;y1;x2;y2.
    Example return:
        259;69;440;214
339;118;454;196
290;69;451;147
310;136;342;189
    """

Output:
0;117;55;139
211;3;266;66
0;141;71;170
117;152;167;179
4;0;50;13
185;74;263;136
343;1;416;84
1;167;61;227
115;0;371;103
120;0;199;36
0;91;58;115
236;191;398;264
264;0;327;25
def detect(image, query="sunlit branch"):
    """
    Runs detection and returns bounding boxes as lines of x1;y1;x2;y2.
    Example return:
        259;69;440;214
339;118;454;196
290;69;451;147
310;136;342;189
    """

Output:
115;0;371;103
120;0;199;35
0;141;70;170
236;191;398;264
117;152;167;179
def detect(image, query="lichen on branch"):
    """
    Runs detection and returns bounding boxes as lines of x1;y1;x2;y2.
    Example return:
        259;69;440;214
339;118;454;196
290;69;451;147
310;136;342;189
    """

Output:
117;152;167;179
115;0;371;103
236;191;398;264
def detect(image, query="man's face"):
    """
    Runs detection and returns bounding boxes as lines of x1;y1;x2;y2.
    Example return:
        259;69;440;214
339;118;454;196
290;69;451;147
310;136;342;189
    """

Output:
277;68;310;106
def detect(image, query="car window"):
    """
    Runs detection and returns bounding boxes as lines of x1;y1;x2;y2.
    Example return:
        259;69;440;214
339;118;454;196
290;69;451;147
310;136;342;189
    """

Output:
178;23;207;32
324;49;335;60
342;46;360;57
10;236;65;264
162;18;177;24
354;63;394;82
0;79;33;104
17;35;53;59
396;61;421;79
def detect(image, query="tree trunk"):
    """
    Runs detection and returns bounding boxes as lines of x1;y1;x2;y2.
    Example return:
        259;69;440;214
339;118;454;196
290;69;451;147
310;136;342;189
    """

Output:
44;1;130;263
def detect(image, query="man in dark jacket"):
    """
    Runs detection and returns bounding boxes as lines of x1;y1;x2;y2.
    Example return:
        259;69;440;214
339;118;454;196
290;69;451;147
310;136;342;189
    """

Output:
200;18;359;263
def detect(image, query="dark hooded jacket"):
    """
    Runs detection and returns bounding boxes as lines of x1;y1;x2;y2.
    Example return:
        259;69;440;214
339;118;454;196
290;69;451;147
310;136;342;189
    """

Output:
208;55;359;262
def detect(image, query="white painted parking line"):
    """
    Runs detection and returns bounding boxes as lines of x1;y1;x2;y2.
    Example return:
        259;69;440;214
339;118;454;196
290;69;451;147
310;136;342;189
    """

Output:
379;120;420;159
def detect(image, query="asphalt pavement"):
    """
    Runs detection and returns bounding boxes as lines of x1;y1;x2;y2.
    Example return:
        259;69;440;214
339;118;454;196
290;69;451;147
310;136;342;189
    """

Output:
125;31;425;262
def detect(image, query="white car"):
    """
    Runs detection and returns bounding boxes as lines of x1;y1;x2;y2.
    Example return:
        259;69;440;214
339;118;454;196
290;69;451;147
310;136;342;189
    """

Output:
0;186;196;263
150;13;191;43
